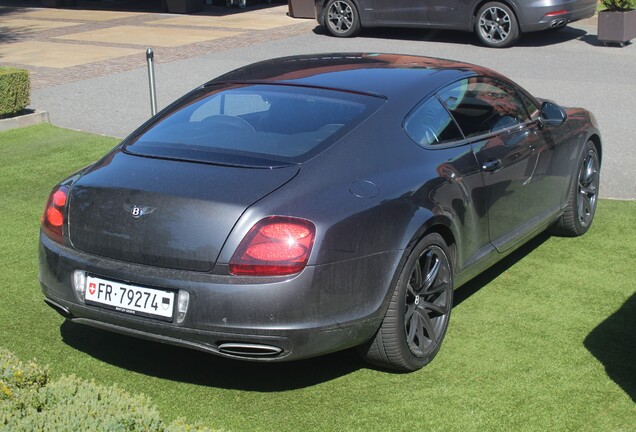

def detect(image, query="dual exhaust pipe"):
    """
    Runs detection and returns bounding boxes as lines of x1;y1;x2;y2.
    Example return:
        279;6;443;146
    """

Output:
549;19;567;28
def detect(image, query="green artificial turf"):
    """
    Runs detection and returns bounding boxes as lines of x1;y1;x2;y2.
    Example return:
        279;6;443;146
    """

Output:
0;124;634;431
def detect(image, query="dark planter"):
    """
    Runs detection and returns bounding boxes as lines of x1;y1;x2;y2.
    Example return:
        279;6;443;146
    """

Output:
166;0;205;13
289;0;316;18
598;9;636;46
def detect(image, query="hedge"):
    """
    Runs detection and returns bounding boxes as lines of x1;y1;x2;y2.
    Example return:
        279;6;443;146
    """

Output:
0;349;215;432
0;67;30;118
601;0;636;11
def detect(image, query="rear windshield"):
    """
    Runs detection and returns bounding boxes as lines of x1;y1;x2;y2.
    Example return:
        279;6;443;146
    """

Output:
124;84;384;167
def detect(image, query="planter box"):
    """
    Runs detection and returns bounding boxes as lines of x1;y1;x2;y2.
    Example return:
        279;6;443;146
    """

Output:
0;110;50;132
289;0;316;18
166;0;205;13
598;9;636;46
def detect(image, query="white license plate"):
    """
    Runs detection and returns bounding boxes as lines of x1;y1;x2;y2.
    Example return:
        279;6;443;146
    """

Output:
85;275;175;321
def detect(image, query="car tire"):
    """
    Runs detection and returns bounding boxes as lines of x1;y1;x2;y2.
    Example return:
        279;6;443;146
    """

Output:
360;233;453;372
550;141;600;237
475;2;520;48
324;0;361;38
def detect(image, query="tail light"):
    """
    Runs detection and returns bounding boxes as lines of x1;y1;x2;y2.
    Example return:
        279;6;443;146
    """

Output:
544;10;568;17
229;217;316;276
42;185;69;244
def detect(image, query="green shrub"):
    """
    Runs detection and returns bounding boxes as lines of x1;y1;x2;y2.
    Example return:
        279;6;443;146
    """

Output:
0;349;49;397
2;375;164;431
601;0;635;11
0;67;30;117
0;349;214;432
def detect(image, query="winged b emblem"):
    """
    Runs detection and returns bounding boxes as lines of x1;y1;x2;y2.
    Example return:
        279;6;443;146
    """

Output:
123;204;156;219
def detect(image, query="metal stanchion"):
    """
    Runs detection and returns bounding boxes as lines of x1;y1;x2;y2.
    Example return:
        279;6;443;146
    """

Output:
146;48;157;117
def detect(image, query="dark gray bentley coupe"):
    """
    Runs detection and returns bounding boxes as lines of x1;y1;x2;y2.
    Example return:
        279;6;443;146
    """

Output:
39;53;601;371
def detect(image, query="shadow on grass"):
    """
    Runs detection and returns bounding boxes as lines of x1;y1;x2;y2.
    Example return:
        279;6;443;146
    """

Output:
454;231;550;307
584;293;636;402
60;320;365;391
59;232;551;390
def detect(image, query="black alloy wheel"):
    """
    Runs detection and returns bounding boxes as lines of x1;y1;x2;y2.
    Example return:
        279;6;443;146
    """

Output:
551;141;600;236
324;0;361;37
360;233;453;372
576;147;600;229
475;2;520;48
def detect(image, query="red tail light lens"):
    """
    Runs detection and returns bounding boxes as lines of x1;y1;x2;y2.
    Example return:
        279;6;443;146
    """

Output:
229;217;316;276
544;10;567;17
42;185;69;244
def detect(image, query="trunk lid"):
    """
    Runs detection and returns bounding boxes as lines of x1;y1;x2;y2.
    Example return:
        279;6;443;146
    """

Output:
68;150;298;271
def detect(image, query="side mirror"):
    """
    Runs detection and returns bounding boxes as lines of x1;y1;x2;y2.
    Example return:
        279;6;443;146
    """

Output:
540;101;567;127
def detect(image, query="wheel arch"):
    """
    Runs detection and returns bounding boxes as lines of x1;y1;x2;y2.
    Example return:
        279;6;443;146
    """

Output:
377;214;459;315
560;133;602;215
588;133;602;164
404;215;458;275
422;223;457;275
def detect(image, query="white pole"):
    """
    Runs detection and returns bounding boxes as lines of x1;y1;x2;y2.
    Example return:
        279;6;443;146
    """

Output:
146;48;157;117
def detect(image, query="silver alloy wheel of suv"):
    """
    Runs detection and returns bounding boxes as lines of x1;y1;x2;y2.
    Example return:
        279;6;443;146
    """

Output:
325;0;360;37
476;2;520;48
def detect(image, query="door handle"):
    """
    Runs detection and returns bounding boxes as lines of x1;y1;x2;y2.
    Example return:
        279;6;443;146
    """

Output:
482;159;501;172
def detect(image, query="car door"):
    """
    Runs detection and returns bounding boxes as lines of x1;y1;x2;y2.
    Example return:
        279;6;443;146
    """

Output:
369;0;428;25
427;0;474;29
438;76;557;252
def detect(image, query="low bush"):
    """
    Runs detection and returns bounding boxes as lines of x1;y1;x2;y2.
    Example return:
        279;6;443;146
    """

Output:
0;349;49;399
601;0;635;11
0;349;214;431
0;67;30;118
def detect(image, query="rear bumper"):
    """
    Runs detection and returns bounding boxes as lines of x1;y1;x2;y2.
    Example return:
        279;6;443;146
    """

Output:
39;234;399;362
517;0;597;32
43;294;382;361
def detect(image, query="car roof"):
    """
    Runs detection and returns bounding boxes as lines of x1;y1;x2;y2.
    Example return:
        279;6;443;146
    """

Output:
208;53;505;101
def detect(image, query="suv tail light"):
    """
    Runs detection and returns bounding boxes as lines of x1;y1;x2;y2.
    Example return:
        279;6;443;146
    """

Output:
42;185;69;244
229;217;316;276
544;10;567;17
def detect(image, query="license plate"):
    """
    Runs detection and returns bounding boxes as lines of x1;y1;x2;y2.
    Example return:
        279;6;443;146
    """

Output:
85;275;175;321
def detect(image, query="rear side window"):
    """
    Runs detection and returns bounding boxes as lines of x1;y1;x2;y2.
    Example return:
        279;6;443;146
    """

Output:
124;84;384;167
404;97;464;146
438;77;529;138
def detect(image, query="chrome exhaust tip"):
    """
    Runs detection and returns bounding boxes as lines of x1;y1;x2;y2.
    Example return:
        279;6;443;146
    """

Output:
217;342;283;358
549;19;567;28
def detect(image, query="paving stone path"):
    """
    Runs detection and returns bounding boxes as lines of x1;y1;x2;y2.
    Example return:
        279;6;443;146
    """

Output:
0;4;314;88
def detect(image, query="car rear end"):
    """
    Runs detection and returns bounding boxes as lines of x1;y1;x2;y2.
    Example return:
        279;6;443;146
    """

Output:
39;231;396;360
514;0;597;32
38;81;389;362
